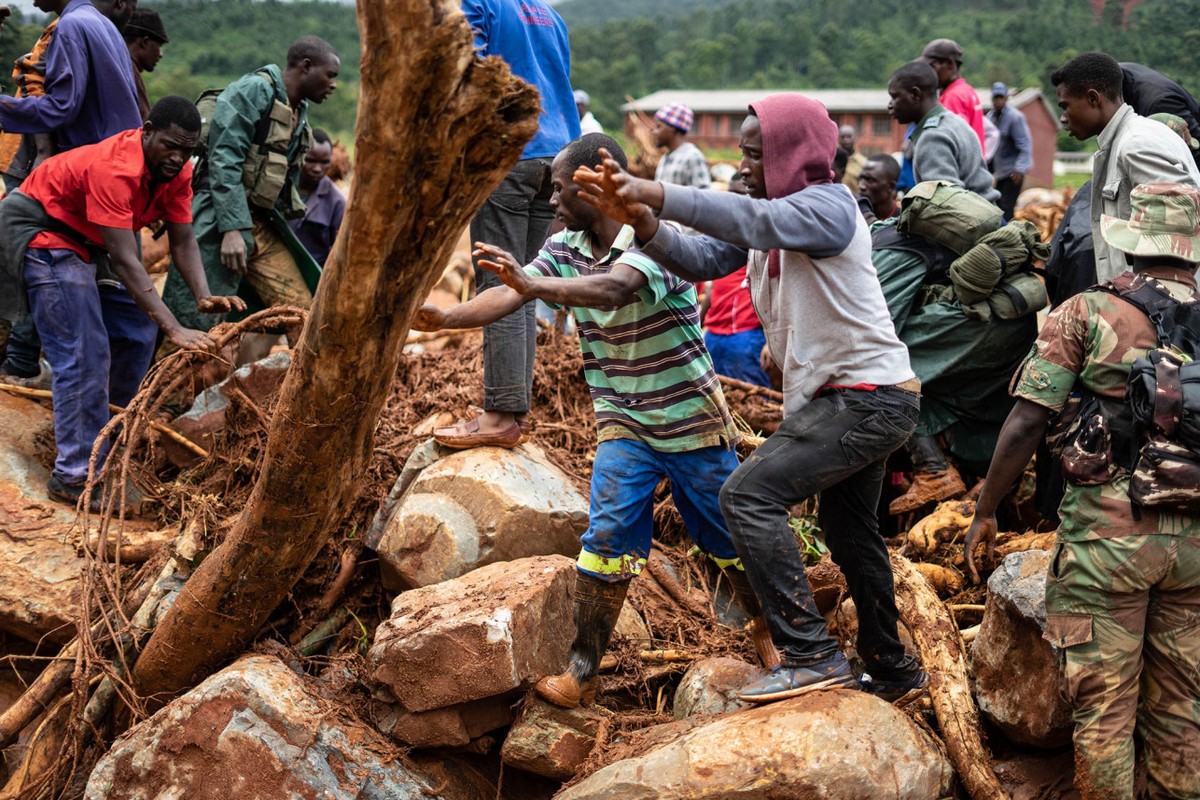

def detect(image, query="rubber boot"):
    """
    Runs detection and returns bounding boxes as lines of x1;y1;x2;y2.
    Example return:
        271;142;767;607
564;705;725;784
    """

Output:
722;568;782;669
889;435;967;515
535;572;629;708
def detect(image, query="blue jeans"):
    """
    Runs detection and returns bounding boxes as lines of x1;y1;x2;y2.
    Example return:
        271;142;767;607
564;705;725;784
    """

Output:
719;386;920;673
24;248;158;485
471;157;556;413
703;328;770;387
577;438;741;581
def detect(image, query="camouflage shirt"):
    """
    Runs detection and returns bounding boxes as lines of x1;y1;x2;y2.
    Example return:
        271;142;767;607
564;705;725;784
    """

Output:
1012;266;1200;540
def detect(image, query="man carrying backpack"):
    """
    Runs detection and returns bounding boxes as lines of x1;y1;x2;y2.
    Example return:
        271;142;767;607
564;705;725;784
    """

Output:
964;183;1200;800
161;35;339;339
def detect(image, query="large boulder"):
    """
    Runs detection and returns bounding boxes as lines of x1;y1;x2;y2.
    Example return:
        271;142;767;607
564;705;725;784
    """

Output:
556;690;954;800
672;657;762;719
85;654;490;800
371;442;588;589
500;700;603;780
972;549;1072;748
374;694;518;749
0;395;115;642
368;555;575;713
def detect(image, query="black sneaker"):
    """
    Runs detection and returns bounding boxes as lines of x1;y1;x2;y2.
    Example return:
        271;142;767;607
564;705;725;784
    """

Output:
46;475;102;513
737;652;859;704
860;669;929;706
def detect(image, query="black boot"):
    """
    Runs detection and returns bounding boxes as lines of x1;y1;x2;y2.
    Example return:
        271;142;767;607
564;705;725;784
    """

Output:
889;435;966;514
535;572;629;708
722;567;781;669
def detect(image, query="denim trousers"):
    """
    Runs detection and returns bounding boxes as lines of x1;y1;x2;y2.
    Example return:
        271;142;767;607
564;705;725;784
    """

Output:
719;386;920;675
24;248;158;485
470;157;555;413
703;328;771;388
577;438;741;581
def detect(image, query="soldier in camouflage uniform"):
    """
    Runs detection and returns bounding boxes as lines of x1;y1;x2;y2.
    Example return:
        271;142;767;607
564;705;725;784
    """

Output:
965;183;1200;799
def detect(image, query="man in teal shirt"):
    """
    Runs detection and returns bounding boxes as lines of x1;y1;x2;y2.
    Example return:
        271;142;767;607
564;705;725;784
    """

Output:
162;35;339;336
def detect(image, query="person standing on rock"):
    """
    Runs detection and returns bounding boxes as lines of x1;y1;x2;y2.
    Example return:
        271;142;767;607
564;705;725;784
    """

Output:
965;184;1200;800
413;133;778;708
0;97;245;509
575;93;929;705
431;0;579;449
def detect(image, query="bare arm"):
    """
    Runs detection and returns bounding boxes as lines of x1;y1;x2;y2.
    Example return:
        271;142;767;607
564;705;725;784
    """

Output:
165;221;247;317
963;398;1052;582
99;226;220;353
474;242;648;309
411;284;530;332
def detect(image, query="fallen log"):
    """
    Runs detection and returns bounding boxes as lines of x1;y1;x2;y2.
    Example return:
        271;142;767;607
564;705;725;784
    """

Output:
129;0;541;704
891;552;1009;800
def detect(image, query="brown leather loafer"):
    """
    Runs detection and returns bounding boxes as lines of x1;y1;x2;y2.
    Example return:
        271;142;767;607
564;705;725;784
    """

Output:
433;418;523;450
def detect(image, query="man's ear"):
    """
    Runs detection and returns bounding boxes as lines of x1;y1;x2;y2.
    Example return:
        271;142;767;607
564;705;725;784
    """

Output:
1086;88;1103;108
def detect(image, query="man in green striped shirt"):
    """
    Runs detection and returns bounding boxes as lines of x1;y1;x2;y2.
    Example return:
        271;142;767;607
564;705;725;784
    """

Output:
414;133;773;708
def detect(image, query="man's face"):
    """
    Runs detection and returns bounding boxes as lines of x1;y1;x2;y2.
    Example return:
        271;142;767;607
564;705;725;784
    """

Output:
858;162;894;208
301;140;333;189
887;78;922;125
143;122;197;183
838;127;856;152
737;115;766;200
131;37;163;72
1056;84;1105;140
653;122;676;148
549;156;596;232
300;54;340;104
992;94;1007;112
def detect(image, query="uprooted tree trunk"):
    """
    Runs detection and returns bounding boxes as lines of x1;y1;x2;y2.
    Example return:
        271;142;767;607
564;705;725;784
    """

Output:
891;553;1010;800
130;0;541;704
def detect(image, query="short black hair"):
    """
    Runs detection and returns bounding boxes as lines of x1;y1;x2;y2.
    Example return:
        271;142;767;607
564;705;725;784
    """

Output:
866;153;901;182
312;127;332;146
1051;52;1123;102
148;95;201;133
558;133;628;176
287;36;337;68
833;147;849;171
891;61;939;94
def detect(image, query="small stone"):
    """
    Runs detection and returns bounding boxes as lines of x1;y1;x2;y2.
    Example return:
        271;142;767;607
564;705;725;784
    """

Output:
500;699;603;780
672;657;764;719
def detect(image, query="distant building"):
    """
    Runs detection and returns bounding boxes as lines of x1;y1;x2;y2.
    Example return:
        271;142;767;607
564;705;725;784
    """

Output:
624;87;1059;187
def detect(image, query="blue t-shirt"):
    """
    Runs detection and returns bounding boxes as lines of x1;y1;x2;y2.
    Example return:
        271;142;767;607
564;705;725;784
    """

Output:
461;0;580;159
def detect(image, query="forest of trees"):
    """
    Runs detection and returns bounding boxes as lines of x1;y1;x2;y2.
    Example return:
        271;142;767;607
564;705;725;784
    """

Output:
0;0;1196;144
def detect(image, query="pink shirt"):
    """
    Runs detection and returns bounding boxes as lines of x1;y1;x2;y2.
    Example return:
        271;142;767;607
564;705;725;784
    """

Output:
939;78;985;153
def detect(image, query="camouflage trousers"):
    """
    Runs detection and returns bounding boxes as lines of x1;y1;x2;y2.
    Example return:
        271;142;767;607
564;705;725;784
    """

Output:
1044;534;1200;800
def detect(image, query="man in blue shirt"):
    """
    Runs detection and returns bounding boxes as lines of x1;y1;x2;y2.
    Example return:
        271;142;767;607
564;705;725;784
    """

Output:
989;82;1034;219
288;128;345;267
434;0;580;449
0;0;139;151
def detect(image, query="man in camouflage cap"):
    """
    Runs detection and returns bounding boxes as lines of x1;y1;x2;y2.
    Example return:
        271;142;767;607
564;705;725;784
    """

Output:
964;182;1200;799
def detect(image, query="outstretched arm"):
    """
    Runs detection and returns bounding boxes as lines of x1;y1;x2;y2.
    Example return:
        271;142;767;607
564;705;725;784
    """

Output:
962;399;1052;583
475;242;648;308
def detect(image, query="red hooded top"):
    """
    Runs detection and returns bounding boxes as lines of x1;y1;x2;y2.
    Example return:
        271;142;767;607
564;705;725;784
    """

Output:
748;93;839;200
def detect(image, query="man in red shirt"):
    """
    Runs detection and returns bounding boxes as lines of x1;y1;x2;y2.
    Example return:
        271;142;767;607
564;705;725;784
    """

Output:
920;39;985;153
0;95;244;507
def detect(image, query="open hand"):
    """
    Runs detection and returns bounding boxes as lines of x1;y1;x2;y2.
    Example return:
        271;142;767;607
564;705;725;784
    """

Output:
474;242;531;293
574;148;656;225
197;295;248;314
963;513;998;584
167;327;218;354
411;304;447;332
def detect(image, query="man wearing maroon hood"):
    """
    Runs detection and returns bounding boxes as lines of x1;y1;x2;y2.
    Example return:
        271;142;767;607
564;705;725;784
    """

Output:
577;93;928;704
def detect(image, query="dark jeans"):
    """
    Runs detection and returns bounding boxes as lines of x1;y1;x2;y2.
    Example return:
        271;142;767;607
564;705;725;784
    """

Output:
24;248;157;485
1;317;41;377
719;386;920;675
995;173;1023;220
470;157;555;413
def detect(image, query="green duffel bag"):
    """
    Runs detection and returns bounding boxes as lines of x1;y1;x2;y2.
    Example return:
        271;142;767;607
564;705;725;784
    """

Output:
897;180;1005;255
961;272;1049;322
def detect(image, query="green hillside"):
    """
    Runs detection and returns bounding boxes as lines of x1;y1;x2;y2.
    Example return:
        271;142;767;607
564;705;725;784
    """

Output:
0;0;1196;143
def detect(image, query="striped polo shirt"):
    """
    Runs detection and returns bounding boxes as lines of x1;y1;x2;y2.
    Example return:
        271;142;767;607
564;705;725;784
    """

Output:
526;225;738;453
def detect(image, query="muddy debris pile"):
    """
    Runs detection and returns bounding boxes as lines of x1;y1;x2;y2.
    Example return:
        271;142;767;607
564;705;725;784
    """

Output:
0;326;1075;800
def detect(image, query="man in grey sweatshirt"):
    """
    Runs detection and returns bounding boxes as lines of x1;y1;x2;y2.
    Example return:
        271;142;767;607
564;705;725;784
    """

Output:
577;92;929;705
888;60;1001;204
